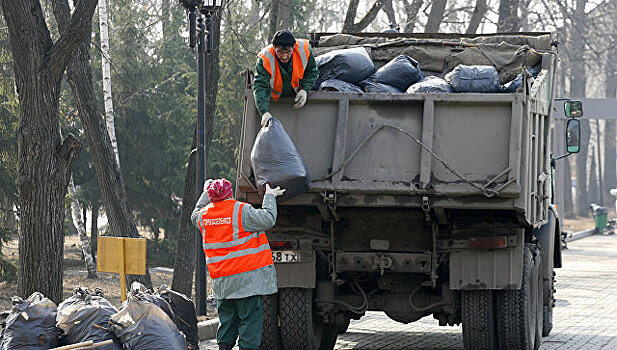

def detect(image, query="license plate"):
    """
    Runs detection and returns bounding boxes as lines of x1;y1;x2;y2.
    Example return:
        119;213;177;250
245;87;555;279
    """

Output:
272;250;299;263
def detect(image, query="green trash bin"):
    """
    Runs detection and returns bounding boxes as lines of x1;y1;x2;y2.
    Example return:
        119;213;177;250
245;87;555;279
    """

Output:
593;206;608;234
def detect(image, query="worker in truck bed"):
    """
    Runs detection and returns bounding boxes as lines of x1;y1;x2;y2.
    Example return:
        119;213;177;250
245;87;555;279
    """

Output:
254;29;319;127
192;178;286;350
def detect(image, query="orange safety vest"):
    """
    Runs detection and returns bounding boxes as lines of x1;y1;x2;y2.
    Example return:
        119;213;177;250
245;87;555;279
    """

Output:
258;39;311;101
198;199;274;279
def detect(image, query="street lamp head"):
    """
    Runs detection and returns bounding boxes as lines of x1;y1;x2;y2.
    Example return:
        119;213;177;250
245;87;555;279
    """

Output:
203;0;222;9
179;0;202;10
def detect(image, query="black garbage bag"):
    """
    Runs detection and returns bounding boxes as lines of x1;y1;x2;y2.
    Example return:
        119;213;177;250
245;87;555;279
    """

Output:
157;285;199;350
407;76;452;93
110;284;186;350
0;292;59;349
251;117;310;202
363;81;403;93
445;65;500;93
318;79;363;93
314;47;375;87
56;287;122;350
366;55;424;91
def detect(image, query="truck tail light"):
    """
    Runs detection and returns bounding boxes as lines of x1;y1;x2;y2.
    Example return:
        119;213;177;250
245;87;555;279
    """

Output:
269;240;296;250
469;236;507;249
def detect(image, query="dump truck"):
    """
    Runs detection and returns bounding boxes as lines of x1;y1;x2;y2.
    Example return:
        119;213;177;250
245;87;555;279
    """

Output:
236;32;581;350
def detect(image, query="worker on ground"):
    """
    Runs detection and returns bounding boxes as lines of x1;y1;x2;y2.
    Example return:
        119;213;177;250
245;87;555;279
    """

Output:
191;178;286;350
254;29;320;127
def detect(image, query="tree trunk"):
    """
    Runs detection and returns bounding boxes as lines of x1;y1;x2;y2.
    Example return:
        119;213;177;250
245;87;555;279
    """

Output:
466;0;487;34
575;120;591;216
589;146;599;205
519;0;532;31
267;0;280;42
2;0;96;304
171;145;198;297
52;0;152;288
342;0;384;33
564;158;575;218
424;0;447;33
603;45;617;208
382;0;397;28
98;0;120;168
497;0;520;32
68;177;97;278
91;203;99;263
401;0;423;32
276;0;291;32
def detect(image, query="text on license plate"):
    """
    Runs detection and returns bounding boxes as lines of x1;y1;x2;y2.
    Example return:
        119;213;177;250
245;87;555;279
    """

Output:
272;250;299;263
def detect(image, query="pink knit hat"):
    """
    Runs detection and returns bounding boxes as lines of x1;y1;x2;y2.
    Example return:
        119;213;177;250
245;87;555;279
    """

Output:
207;178;233;202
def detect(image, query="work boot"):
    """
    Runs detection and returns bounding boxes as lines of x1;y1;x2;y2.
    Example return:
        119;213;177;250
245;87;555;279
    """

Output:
218;343;234;350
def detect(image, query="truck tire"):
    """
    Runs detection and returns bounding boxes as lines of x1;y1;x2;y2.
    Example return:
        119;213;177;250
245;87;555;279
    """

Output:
496;244;541;350
260;293;282;350
535;252;544;347
542;271;555;336
279;287;339;350
462;290;497;350
534;209;556;337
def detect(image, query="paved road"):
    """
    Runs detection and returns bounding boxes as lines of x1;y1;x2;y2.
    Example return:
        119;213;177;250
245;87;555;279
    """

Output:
201;234;617;349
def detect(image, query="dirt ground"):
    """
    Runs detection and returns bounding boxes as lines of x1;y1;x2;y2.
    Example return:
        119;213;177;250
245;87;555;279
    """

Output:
0;214;603;313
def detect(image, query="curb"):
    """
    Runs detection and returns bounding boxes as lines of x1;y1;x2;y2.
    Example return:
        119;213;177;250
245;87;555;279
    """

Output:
198;318;219;341
565;228;595;242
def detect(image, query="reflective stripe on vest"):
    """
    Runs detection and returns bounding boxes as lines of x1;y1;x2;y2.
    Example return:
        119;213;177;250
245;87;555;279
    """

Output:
199;199;274;279
258;39;311;101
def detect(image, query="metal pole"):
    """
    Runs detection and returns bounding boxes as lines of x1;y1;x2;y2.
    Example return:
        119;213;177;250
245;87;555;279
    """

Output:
596;119;604;205
195;15;208;316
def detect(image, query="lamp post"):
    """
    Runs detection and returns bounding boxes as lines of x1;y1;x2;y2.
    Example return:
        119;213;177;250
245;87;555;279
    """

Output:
179;0;222;316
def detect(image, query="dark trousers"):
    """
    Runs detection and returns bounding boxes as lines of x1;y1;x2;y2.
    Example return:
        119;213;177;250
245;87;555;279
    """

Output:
217;295;263;350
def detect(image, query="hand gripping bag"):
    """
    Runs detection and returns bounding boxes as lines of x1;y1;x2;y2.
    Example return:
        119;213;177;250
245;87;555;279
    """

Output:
56;288;122;350
0;292;59;349
251;117;310;202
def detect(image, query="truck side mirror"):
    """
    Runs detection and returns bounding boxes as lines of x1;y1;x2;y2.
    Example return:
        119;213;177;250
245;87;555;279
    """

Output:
564;100;583;118
566;119;580;153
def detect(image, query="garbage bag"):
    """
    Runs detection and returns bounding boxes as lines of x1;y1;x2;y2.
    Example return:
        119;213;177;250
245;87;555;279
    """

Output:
498;67;540;93
0;292;59;349
56;287;122;350
314;47;375;87
363;81;403;93
406;76;452;93
251;117;310;202
110;284;186;350
157;285;199;350
366;55;424;91
445;65;500;93
318;79;363;93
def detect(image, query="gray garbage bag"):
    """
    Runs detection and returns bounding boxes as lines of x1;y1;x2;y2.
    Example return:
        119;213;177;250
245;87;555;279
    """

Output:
406;76;452;93
445;65;500;93
56;288;122;350
363;81;403;93
318;79;363;93
314;47;375;88
0;292;59;349
366;55;424;91
110;283;186;350
251;117;310;202
157;285;199;350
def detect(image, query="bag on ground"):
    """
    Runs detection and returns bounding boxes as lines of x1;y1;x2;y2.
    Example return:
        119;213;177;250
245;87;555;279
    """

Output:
251;117;310;202
314;47;375;87
366;55;424;91
407;76;452;93
445;65;500;93
110;283;186;350
157;285;199;350
0;292;59;349
56;287;122;350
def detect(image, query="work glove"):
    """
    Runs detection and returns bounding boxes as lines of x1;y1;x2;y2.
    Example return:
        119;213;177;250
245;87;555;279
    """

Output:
265;183;286;197
293;89;307;109
261;112;273;127
203;179;213;193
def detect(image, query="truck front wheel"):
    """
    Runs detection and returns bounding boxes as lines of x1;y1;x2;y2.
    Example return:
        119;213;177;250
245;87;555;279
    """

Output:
279;287;338;350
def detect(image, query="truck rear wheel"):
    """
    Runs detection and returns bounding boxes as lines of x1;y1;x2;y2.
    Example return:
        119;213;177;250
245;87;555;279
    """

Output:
260;293;282;350
279;287;339;350
462;290;498;349
496;244;541;350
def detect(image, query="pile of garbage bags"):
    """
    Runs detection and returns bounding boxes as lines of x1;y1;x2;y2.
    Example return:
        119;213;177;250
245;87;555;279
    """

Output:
313;47;540;94
0;283;199;350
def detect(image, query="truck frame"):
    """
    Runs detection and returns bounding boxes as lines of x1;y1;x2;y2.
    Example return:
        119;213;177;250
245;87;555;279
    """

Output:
236;32;568;350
